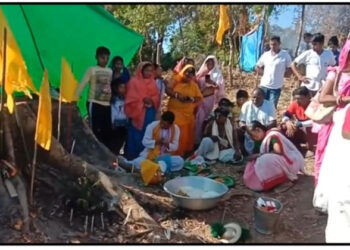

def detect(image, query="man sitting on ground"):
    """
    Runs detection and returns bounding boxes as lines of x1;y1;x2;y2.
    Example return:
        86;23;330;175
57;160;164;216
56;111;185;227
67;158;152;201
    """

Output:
191;107;242;164
238;88;277;155
118;111;184;172
280;86;318;155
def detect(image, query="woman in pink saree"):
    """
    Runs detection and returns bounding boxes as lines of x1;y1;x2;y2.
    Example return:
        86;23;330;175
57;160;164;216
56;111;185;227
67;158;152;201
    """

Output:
243;121;305;191
194;55;226;144
314;38;350;186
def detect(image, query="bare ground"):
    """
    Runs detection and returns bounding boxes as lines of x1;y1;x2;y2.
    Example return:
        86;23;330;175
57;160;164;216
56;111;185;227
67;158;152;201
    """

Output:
0;70;326;243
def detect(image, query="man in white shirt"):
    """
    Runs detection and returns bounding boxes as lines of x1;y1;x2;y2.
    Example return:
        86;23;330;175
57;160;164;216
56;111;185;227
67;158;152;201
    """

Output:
117;111;184;172
238;88;277;155
291;33;336;96
297;33;313;56
255;36;292;108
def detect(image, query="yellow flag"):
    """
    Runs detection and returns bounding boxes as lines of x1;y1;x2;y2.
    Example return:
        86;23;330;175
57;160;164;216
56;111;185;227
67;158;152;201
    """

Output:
0;8;36;114
35;70;52;150
216;5;231;46
60;57;78;102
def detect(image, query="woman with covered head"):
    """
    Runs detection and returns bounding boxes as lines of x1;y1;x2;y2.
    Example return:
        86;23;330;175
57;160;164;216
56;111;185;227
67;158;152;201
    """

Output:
166;65;203;156
124;62;160;160
313;39;350;242
194;55;226;144
243;121;305;192
313;38;350;186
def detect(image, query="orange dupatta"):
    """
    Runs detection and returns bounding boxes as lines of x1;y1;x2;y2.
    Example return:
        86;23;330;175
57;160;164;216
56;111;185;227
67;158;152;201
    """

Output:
147;123;176;160
124;62;160;130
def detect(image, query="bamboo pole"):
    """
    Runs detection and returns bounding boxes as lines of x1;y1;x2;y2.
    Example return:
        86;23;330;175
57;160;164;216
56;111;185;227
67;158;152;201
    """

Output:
1;28;7;112
30;142;38;205
0;28;7;157
57;95;62;142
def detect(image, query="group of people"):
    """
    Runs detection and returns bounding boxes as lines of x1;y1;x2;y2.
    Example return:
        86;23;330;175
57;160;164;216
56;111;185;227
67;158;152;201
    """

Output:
74;31;350;242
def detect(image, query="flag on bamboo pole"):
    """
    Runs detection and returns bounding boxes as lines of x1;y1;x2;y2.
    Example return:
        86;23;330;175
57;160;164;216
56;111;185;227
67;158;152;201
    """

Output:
35;70;52;150
60;57;78;103
216;5;231;46
0;8;35;114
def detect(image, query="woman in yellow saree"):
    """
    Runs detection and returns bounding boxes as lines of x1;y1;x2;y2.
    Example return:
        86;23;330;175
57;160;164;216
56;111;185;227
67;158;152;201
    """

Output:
166;65;203;156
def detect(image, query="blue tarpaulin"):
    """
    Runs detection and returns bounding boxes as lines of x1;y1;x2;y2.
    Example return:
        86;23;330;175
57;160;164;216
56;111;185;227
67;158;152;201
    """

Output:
239;22;265;72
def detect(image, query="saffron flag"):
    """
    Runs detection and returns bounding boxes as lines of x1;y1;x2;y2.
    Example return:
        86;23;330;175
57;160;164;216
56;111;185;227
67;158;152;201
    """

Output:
35;70;52;150
0;8;36;114
60;57;78;103
216;5;230;46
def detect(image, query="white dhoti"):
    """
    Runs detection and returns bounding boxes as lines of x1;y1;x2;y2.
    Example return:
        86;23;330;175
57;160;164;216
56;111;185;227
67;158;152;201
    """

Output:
129;155;184;171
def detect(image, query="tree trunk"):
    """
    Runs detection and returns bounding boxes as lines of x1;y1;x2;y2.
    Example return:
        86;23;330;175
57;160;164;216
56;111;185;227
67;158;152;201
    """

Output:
13;100;161;231
294;5;305;58
228;35;234;87
156;36;163;65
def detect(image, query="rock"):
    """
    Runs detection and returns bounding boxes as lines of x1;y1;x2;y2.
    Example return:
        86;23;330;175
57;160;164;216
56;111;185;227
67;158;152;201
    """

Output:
13;219;23;231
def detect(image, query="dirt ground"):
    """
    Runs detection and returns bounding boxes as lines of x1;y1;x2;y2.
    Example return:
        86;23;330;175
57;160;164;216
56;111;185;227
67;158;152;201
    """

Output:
0;70;327;244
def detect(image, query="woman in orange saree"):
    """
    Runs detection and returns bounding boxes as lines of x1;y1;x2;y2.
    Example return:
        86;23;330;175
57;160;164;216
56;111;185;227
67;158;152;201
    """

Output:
166;65;203;156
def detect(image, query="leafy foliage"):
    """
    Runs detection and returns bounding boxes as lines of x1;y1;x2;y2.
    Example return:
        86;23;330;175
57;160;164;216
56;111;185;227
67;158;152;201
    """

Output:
106;4;347;70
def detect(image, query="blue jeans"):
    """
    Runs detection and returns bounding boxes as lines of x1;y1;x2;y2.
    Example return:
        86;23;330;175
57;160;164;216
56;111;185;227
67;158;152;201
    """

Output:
260;87;281;108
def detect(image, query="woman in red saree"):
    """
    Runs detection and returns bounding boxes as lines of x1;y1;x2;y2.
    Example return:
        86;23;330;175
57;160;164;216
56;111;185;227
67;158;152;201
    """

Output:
124;62;160;160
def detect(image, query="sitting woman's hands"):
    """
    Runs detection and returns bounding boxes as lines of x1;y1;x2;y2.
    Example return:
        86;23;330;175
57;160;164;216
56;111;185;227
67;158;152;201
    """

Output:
143;97;154;107
246;153;262;161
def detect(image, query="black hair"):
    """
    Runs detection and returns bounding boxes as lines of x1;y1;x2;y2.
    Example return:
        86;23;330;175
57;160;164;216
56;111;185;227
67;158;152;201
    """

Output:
214;107;230;118
311;33;325;44
185;67;195;75
236;89;249;99
218;98;234;108
111;78;125;96
96;46;110;57
141;63;153;73
303;32;313;38
328;36;339;47
153;63;161;69
253;87;265;98
251;120;268;132
110;56;124;69
292;86;310;97
161;111;175;124
270;36;281;43
185;57;194;65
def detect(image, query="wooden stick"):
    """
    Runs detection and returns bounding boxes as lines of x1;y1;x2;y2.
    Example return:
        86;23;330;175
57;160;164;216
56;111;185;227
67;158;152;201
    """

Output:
70;139;76;154
1;28;7;112
0;28;7;156
57;95;62;142
90;215;95;233
84;215;88;234
30;142;38;205
100;212;105;230
69;208;74;226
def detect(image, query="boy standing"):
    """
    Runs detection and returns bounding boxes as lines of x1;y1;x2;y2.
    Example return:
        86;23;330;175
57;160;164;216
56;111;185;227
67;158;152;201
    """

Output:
75;46;112;146
110;78;128;155
291;33;336;96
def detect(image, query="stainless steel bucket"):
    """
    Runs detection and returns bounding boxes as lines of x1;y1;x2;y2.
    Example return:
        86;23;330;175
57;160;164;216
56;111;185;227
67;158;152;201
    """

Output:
254;196;283;235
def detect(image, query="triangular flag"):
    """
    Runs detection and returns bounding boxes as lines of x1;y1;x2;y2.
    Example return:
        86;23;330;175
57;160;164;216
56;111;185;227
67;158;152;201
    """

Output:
0;8;36;114
35;70;52;150
216;5;231;46
60;57;78;103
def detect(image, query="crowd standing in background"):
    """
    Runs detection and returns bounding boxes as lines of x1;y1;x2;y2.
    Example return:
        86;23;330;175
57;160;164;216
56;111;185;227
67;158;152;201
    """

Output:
74;32;350;243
